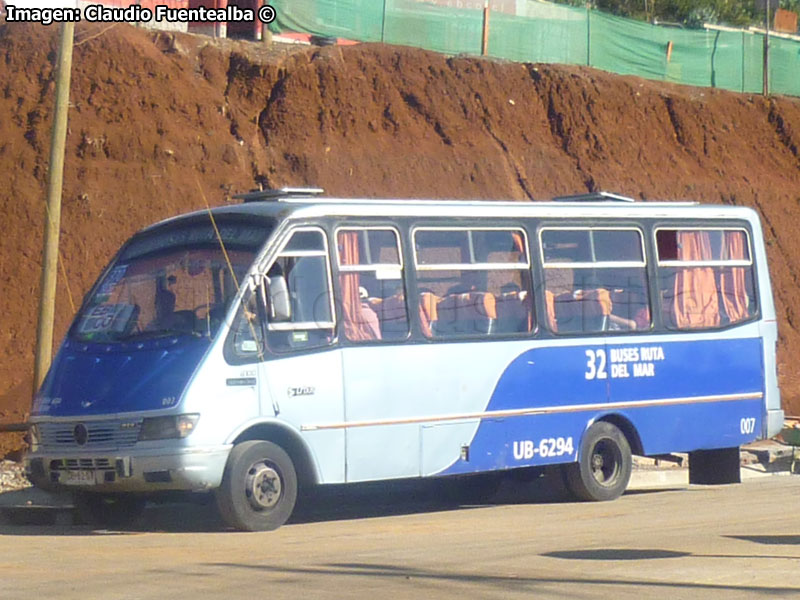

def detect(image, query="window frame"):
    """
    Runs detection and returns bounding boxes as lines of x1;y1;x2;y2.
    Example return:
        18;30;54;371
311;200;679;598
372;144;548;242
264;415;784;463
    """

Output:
335;225;405;274
411;225;534;339
538;225;650;336
412;226;532;271
654;226;754;268
539;226;647;270
266;225;337;333
652;225;759;331
334;225;408;343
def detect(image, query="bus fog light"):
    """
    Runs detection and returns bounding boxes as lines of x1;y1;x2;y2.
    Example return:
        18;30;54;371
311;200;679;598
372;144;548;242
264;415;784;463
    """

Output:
138;414;200;441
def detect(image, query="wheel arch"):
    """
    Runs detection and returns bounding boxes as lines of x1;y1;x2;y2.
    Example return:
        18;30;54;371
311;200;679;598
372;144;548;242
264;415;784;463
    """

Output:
591;413;644;456
231;422;320;489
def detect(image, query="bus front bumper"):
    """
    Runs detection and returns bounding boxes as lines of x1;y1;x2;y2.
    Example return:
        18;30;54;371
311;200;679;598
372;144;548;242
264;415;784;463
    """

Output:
24;445;232;493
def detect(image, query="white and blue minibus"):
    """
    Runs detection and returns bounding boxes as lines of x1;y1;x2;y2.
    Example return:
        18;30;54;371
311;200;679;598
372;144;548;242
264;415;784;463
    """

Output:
25;188;783;530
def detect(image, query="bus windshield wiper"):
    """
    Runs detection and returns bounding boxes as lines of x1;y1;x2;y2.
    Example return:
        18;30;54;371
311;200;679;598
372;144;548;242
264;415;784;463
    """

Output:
117;329;190;342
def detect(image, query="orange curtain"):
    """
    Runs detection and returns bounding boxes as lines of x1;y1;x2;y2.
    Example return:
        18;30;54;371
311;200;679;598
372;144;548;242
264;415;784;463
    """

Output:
511;231;525;255
720;231;749;323
673;231;720;329
338;232;375;342
418;292;437;337
545;290;557;331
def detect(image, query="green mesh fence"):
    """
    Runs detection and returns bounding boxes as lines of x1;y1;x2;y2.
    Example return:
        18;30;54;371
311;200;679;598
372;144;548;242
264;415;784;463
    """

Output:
489;6;589;65
770;36;800;96
743;32;765;94
269;0;384;41
268;0;800;97
384;0;484;56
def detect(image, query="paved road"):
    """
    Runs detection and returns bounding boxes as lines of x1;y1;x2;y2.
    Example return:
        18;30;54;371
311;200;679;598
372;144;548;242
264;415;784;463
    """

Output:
1;475;799;599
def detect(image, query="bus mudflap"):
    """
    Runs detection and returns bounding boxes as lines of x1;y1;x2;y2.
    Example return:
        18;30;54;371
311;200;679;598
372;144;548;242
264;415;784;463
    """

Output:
688;447;741;485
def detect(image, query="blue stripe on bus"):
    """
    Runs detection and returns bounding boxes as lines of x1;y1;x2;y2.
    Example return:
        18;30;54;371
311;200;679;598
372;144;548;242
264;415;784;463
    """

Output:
437;337;764;475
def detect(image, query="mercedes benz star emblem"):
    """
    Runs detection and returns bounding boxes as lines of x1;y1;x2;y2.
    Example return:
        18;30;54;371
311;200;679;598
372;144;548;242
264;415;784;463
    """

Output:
73;423;89;446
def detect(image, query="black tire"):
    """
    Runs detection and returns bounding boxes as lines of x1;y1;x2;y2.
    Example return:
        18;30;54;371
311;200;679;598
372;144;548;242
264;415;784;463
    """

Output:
310;35;337;46
215;440;297;532
73;492;146;528
564;421;632;502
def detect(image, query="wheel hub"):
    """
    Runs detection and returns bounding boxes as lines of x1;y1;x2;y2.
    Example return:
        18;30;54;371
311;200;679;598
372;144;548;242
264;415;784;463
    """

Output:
246;463;282;510
591;440;620;486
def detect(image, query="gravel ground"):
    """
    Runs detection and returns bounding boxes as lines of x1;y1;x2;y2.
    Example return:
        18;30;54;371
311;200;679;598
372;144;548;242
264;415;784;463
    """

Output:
0;461;31;494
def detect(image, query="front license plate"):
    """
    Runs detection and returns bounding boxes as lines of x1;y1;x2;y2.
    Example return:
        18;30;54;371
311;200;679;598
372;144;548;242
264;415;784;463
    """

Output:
63;470;96;486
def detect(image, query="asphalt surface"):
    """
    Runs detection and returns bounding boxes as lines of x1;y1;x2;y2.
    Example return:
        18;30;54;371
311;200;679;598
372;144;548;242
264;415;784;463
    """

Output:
0;468;799;599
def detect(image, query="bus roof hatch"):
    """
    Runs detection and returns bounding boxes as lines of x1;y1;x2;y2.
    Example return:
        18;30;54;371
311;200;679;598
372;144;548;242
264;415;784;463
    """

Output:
235;187;325;203
552;191;636;203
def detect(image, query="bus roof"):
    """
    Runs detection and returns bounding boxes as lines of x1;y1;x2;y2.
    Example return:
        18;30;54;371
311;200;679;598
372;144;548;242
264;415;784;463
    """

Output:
141;193;760;234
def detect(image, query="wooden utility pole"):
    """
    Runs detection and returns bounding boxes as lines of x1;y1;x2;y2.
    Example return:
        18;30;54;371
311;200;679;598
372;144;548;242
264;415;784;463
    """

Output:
481;1;490;56
763;0;770;96
33;22;75;395
381;0;388;43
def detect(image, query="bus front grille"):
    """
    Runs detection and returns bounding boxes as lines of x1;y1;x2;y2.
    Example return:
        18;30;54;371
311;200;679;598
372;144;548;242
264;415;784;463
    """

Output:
49;458;115;472
39;420;142;449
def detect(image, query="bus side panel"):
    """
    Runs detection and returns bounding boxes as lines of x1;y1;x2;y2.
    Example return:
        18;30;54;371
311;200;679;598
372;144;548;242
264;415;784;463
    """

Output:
434;343;611;476
428;413;591;476
435;335;764;476
614;398;765;456
607;336;764;454
342;342;535;482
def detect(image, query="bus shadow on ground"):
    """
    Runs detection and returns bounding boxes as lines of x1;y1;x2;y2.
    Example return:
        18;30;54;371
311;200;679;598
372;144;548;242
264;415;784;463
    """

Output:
0;468;582;534
0;468;684;535
724;534;800;545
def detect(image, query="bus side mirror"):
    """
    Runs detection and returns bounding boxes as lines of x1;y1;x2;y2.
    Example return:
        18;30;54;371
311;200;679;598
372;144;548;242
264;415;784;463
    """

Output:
266;275;291;322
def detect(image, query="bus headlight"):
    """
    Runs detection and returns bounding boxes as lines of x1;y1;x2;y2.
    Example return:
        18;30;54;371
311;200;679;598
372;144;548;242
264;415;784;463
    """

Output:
28;424;41;447
138;414;200;441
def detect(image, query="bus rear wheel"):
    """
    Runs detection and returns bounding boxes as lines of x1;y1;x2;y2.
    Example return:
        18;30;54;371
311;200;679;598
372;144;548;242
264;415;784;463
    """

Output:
215;440;297;531
564;421;632;502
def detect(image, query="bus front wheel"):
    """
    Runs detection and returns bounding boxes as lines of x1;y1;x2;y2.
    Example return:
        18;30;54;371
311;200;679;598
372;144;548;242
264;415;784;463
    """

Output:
215;440;297;531
564;421;632;502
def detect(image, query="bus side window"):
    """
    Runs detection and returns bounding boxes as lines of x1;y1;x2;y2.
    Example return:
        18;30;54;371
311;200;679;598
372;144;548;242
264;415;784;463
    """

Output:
414;228;533;338
265;228;336;353
656;228;756;330
541;228;649;334
336;228;408;342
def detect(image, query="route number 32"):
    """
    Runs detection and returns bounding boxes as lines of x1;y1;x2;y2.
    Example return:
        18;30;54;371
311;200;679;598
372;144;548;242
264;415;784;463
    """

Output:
585;349;608;380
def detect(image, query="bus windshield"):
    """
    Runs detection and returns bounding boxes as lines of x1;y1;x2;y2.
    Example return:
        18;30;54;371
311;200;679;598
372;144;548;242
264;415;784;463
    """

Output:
72;219;271;343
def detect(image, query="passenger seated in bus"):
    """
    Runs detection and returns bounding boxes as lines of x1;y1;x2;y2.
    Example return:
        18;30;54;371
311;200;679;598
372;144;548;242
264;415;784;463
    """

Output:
633;306;651;330
607;312;638;331
358;286;382;340
152;275;177;329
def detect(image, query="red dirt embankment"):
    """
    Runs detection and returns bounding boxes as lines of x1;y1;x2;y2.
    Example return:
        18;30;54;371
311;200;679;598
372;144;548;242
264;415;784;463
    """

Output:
2;22;800;456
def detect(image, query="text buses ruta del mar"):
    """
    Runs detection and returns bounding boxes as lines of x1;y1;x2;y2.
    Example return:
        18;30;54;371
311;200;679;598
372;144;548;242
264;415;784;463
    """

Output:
25;189;782;530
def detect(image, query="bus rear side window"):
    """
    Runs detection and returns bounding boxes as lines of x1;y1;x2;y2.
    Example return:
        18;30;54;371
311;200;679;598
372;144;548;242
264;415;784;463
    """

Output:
656;228;756;329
